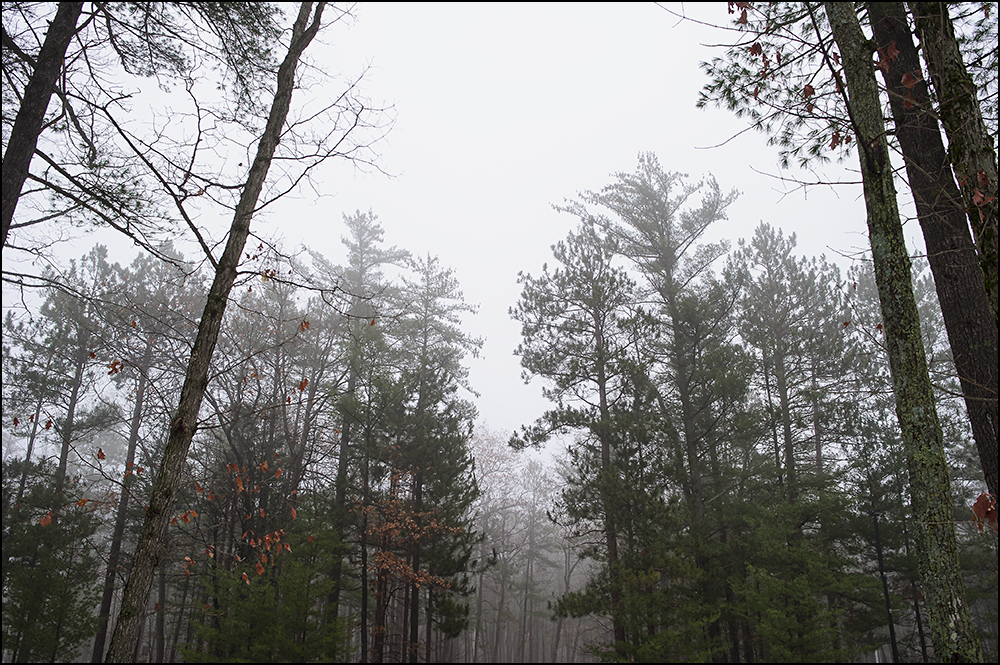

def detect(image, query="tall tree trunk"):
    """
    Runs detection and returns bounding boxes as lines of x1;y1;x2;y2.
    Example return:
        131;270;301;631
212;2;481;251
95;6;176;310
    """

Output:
774;353;797;502
93;337;152;662
104;4;326;660
868;1;998;501
1;1;84;247
910;2;999;325
595;335;626;653
823;3;984;661
408;471;423;663
54;327;90;507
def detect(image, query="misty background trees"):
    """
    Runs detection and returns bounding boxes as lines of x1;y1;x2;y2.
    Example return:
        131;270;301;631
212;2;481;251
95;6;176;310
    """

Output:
3;2;997;663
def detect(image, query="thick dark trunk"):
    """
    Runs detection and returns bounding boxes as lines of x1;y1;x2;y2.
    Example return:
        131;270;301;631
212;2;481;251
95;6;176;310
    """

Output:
1;1;83;247
103;4;326;660
824;3;983;661
869;1;998;501
910;1;999;325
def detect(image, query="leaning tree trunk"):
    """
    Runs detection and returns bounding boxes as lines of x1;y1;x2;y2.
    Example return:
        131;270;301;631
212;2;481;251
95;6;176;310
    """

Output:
868;1;998;502
103;3;327;661
1;1;84;247
910;1;999;325
824;3;983;662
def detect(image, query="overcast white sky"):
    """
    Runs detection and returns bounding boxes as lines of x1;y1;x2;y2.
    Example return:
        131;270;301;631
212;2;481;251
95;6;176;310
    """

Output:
273;1;926;439
5;2;931;447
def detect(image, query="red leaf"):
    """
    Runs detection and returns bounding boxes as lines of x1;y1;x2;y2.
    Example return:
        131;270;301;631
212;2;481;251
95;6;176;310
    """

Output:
298;378;308;392
45;420;52;430
901;70;920;89
290;506;297;520
195;481;203;493
843;320;851;327
803;84;815;99
370;318;376;326
748;43;763;57
39;511;53;527
256;561;265;576
242;572;250;585
13;417;19;427
972;493;998;532
274;468;282;479
876;323;883;331
97;448;106;460
738;8;748;24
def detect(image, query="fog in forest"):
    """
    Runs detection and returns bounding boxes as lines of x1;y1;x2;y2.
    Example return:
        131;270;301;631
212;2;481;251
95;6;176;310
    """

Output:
2;2;997;663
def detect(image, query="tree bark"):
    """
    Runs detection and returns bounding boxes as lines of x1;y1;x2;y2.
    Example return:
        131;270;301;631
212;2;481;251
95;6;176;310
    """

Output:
910;1;999;325
103;3;326;661
1;1;84;247
824;3;984;661
869;1;998;501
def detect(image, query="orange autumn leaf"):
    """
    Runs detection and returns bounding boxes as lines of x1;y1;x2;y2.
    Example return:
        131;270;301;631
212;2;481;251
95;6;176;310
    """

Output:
274;468;282;479
195;481;203;493
236;476;244;493
76;498;89;507
290;506;297;520
242;572;250;585
97;448;106;460
256;561;265;576
39;511;53;527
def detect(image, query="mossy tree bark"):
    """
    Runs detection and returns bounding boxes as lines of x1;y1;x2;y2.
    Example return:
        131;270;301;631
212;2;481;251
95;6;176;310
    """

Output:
868;1;998;502
910;1;999;325
823;2;983;661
